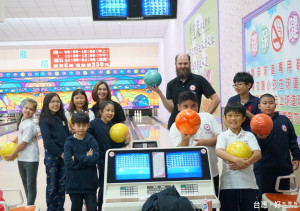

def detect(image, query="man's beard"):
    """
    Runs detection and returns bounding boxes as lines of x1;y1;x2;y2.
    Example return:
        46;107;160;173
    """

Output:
176;67;191;80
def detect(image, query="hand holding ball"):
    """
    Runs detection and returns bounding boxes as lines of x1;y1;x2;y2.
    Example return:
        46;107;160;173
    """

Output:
250;113;273;136
175;109;201;135
0;142;18;161
109;123;129;143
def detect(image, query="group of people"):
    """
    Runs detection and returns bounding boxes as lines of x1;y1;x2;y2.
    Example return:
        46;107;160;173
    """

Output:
5;81;127;211
3;53;300;211
156;54;299;211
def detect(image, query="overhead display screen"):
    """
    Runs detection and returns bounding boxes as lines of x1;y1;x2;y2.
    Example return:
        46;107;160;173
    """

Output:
92;0;177;20
142;0;171;16
98;0;128;17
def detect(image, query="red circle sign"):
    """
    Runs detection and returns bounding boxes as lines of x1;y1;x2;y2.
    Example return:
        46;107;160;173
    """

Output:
271;15;284;52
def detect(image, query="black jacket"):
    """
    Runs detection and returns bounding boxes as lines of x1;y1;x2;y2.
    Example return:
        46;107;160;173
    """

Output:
91;101;125;124
254;112;300;174
142;186;195;211
88;118;126;161
40;115;71;157
64;133;99;194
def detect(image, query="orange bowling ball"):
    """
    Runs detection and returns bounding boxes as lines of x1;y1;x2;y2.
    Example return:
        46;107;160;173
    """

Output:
109;123;129;143
175;109;201;135
250;113;273;136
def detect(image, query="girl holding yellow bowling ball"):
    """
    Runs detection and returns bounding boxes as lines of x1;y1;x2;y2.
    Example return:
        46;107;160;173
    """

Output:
88;100;131;210
5;98;39;206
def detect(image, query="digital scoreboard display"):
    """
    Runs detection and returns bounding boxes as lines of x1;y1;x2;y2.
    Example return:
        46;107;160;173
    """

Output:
92;0;177;20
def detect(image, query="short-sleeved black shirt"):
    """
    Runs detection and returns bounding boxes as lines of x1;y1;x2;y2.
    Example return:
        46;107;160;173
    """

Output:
166;73;216;129
91;100;126;124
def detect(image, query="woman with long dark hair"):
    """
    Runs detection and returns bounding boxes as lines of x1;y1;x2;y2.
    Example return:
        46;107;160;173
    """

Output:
91;81;125;124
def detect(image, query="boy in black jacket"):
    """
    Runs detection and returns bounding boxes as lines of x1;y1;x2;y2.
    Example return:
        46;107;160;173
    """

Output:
254;93;300;208
64;112;99;211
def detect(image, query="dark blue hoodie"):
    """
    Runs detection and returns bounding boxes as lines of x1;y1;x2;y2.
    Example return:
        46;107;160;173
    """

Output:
40;115;71;157
254;112;300;174
64;133;99;194
88;118;126;161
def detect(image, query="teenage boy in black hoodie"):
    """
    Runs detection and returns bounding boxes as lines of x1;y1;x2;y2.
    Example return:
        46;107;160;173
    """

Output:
64;112;99;211
254;93;300;208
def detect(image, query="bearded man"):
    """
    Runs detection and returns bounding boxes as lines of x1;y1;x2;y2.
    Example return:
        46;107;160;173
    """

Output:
151;53;220;129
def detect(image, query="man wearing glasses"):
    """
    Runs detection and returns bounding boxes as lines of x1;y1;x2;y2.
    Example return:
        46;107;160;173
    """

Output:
227;72;261;132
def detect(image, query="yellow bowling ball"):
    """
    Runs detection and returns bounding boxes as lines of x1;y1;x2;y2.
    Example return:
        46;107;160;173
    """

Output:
0;142;18;161
69;118;73;128
109;123;129;143
226;141;252;159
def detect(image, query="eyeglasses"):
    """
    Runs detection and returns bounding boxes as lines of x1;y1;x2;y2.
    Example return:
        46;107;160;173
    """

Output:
232;83;245;88
50;100;61;104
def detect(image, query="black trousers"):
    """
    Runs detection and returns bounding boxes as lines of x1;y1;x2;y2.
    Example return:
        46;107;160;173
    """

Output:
69;193;97;211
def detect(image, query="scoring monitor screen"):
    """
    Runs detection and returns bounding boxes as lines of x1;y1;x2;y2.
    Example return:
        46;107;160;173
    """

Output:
106;147;211;183
166;151;202;179
115;153;151;180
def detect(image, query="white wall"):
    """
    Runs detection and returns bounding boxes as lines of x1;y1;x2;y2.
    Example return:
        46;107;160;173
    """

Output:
0;46;159;70
158;0;201;123
158;0;269;123
0;0;271;124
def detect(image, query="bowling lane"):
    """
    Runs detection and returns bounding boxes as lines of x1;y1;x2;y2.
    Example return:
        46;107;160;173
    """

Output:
0;121;17;136
130;115;172;147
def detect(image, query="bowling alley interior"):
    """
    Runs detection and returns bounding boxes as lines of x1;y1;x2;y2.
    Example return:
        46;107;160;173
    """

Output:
0;0;299;210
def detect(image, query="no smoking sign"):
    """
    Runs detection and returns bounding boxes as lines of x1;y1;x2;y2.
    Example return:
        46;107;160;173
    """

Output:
271;15;284;52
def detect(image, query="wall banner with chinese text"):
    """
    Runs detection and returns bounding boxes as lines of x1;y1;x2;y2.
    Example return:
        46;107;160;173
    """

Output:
242;0;300;142
184;0;221;122
50;48;110;68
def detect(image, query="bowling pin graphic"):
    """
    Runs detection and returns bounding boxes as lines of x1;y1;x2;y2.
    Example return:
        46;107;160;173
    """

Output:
139;110;141;121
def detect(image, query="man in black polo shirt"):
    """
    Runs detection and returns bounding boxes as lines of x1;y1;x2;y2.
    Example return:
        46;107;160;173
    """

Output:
151;53;220;129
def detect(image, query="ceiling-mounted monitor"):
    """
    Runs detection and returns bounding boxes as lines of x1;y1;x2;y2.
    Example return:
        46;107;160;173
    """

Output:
91;0;177;21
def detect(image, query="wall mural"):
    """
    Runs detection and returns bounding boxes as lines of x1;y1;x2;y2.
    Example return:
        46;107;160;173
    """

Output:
0;68;159;113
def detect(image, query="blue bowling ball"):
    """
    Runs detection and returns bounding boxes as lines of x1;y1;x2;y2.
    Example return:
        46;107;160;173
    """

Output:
143;70;162;87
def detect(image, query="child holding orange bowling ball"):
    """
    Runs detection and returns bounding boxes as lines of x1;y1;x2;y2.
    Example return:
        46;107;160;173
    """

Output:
216;101;261;211
169;90;222;208
5;98;39;206
88;100;131;210
254;94;300;209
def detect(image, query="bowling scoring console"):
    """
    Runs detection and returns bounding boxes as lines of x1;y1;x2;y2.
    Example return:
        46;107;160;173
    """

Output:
102;147;220;211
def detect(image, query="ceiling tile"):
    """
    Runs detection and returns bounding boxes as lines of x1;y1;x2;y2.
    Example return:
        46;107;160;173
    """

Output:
1;0;170;48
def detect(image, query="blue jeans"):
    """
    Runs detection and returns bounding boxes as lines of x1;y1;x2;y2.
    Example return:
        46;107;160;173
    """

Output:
44;151;65;211
18;161;39;205
219;189;259;211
